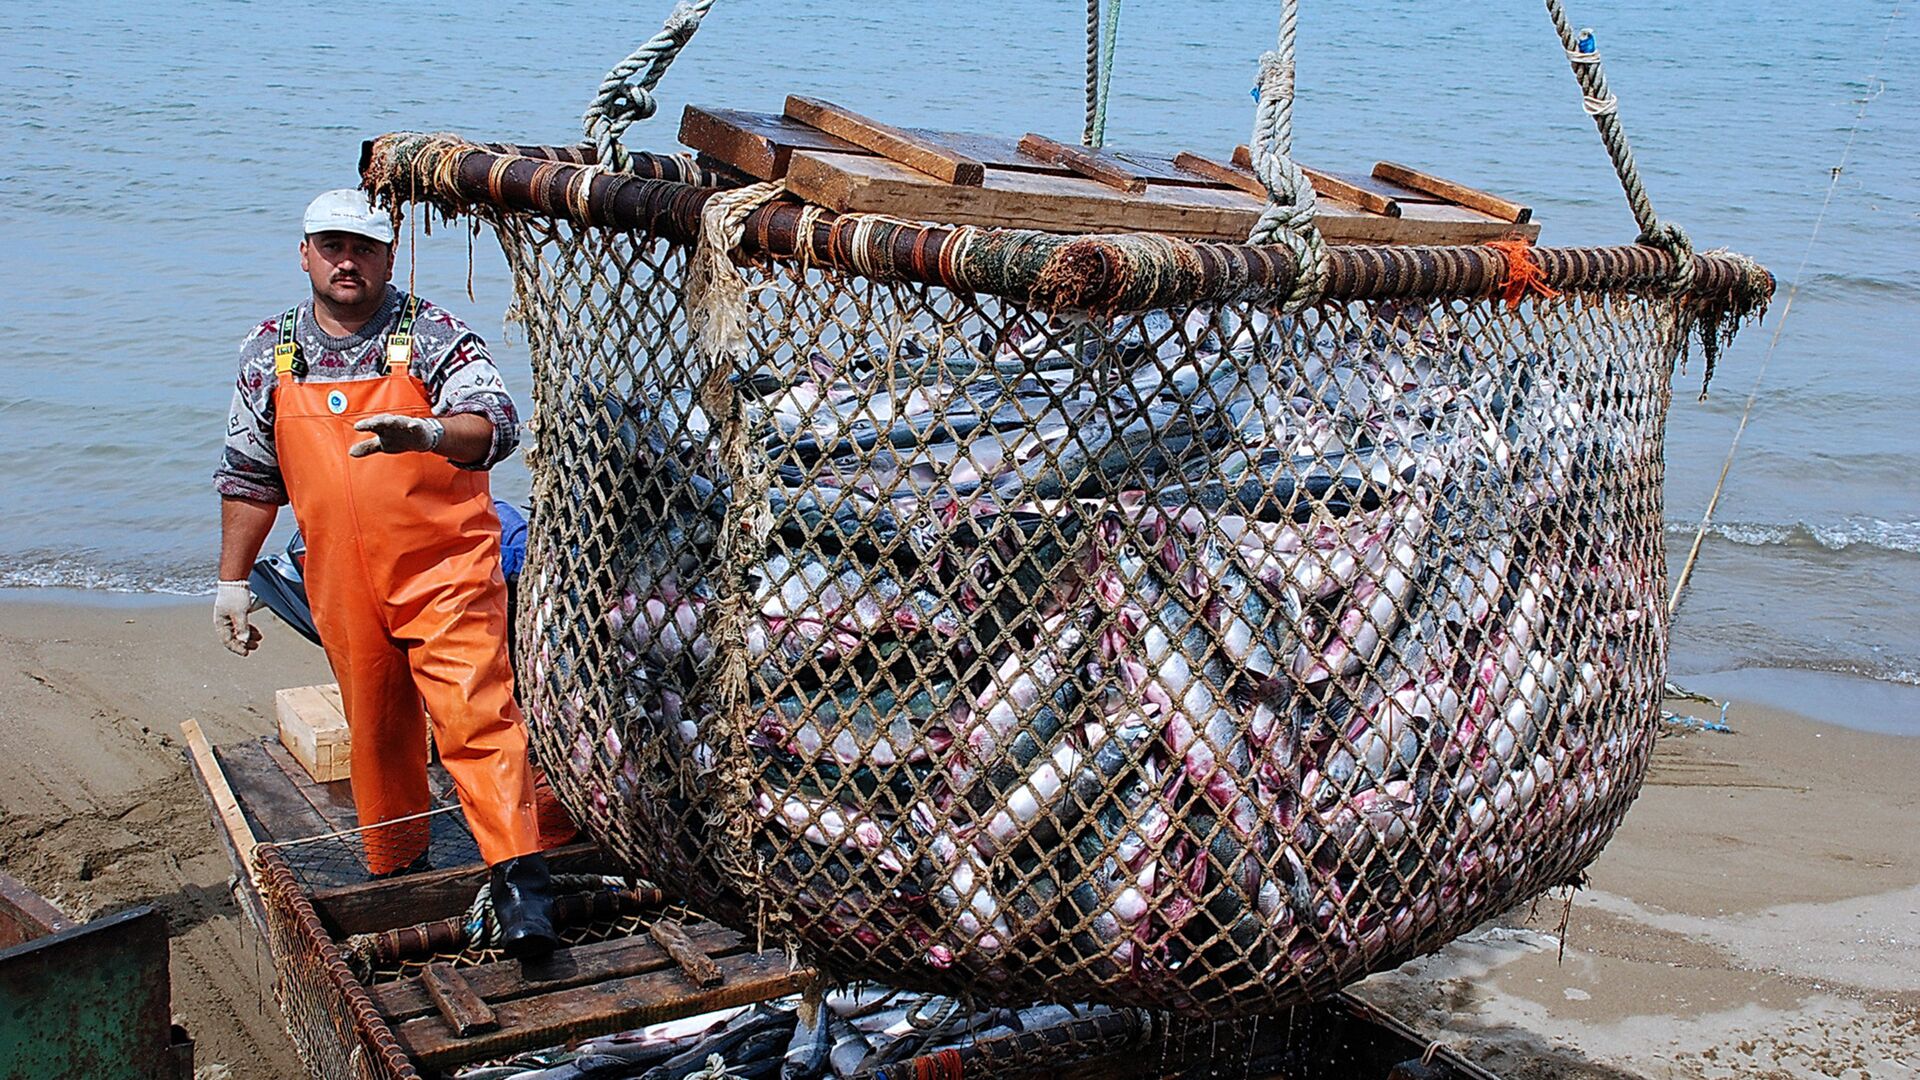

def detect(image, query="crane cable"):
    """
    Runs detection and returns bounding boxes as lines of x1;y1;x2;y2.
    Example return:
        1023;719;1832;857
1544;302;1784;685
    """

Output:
1668;2;1901;617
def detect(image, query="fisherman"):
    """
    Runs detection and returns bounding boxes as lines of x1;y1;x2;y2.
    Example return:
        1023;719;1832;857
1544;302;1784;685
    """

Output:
212;189;557;957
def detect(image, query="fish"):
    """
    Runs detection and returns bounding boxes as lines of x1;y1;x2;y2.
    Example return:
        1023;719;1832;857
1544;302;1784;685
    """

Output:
775;999;829;1076
583;302;1651;997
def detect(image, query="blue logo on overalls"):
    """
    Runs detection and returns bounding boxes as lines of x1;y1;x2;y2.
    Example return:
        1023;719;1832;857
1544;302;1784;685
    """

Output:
326;389;348;415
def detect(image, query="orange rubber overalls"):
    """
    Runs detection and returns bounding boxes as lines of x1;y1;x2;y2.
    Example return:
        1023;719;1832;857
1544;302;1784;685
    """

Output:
271;301;541;874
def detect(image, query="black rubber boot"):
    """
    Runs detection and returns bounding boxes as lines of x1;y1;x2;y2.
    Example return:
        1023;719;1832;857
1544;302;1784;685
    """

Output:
367;851;432;881
490;852;558;959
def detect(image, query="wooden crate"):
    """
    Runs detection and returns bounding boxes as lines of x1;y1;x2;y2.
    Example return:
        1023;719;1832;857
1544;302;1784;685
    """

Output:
277;684;351;783
276;684;437;785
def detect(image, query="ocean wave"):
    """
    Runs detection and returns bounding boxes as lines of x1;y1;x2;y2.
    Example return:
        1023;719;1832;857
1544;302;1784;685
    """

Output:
1796;272;1920;303
1726;657;1920;690
1666;517;1920;556
0;555;207;597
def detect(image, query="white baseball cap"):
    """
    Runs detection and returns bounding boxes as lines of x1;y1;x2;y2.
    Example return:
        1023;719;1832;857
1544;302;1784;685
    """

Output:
303;189;394;245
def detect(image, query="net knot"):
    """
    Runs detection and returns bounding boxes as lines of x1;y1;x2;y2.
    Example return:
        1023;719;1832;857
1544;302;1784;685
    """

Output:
1245;40;1329;313
685;181;784;404
1638;219;1697;297
1485;236;1562;309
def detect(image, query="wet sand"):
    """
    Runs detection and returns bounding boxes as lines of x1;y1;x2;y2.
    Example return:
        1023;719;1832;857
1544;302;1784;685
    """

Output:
1;594;1914;1079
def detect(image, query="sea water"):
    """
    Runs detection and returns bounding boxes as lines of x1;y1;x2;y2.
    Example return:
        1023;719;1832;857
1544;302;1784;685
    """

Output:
1;1;1914;711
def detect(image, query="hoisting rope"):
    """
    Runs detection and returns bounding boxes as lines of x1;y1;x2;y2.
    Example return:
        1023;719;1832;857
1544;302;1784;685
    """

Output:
584;0;720;172
1668;3;1900;618
1082;0;1125;148
1543;1;1695;297
1245;0;1330;314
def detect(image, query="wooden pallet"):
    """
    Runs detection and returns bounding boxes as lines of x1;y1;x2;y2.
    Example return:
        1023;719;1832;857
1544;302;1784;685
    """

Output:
181;729;810;1077
680;99;1538;245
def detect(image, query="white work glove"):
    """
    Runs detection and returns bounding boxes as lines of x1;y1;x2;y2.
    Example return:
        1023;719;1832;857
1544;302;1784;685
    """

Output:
349;413;445;458
216;580;262;656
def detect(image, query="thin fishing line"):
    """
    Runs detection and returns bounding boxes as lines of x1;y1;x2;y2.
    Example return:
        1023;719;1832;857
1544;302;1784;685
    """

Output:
1668;2;1901;617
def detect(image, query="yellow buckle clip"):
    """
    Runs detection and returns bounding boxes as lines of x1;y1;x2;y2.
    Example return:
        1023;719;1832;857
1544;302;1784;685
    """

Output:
385;333;412;373
273;342;298;376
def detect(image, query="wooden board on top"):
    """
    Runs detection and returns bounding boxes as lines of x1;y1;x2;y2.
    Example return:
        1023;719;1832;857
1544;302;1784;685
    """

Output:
681;105;1224;187
684;101;1538;244
783;149;1537;244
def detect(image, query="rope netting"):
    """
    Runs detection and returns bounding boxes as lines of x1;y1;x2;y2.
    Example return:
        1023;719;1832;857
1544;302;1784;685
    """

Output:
354;138;1769;1014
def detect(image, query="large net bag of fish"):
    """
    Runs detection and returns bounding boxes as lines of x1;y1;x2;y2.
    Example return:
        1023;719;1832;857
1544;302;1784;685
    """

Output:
371;136;1770;1014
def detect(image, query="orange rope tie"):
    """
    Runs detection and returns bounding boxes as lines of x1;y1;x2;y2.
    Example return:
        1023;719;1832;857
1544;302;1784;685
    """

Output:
1485;236;1561;309
911;1047;965;1080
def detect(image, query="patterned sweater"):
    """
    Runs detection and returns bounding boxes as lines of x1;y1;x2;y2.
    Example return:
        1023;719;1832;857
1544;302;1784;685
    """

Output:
215;287;519;505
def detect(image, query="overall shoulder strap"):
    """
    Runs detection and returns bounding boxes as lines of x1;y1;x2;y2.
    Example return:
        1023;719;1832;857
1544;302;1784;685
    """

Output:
384;294;421;375
272;307;304;378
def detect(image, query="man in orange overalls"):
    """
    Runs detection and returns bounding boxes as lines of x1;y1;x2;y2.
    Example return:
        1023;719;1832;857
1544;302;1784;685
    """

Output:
214;189;556;957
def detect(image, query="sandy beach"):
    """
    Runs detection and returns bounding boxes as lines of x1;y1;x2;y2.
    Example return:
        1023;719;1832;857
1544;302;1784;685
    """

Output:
1;593;1913;1080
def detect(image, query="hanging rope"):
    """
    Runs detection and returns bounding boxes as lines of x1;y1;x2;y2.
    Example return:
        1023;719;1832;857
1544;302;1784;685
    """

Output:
1082;0;1125;148
1245;0;1329;313
1669;3;1899;617
1083;0;1103;146
585;0;720;172
1543;1;1694;296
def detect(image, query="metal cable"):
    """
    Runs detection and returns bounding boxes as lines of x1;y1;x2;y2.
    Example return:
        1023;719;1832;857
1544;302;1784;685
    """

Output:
1091;0;1124;148
1669;3;1900;616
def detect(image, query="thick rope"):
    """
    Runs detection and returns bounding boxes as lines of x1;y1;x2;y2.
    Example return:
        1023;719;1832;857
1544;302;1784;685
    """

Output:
1082;0;1124;148
1083;0;1102;147
584;0;719;173
682;180;786;916
1544;2;1694;295
1245;0;1329;313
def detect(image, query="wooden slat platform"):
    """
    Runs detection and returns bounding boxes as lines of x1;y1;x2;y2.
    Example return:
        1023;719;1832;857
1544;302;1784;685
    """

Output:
680;103;1540;245
183;729;814;1078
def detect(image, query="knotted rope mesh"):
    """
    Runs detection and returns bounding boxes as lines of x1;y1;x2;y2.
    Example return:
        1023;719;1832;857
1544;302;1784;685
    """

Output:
462;179;1754;1015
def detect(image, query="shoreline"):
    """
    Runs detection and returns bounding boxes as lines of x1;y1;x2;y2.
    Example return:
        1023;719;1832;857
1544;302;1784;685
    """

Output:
8;583;1916;738
1;593;1914;1078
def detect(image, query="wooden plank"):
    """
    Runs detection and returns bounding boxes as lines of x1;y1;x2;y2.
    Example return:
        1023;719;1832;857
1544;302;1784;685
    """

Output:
1373;161;1531;223
375;921;747;1020
1017;133;1147;193
1303;167;1400;217
679;105;865;180
277;683;351;782
421;962;499;1037
1224;146;1402;216
650;920;724;988
1309;168;1446;205
311;841;603;936
783;95;985;185
682;106;1221;187
182;722;280;943
259;737;360;834
1172;151;1267;198
183;720;260;876
785;146;1536;244
188;746;271;937
393;949;812;1070
786;150;1258;240
1391;200;1539;243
